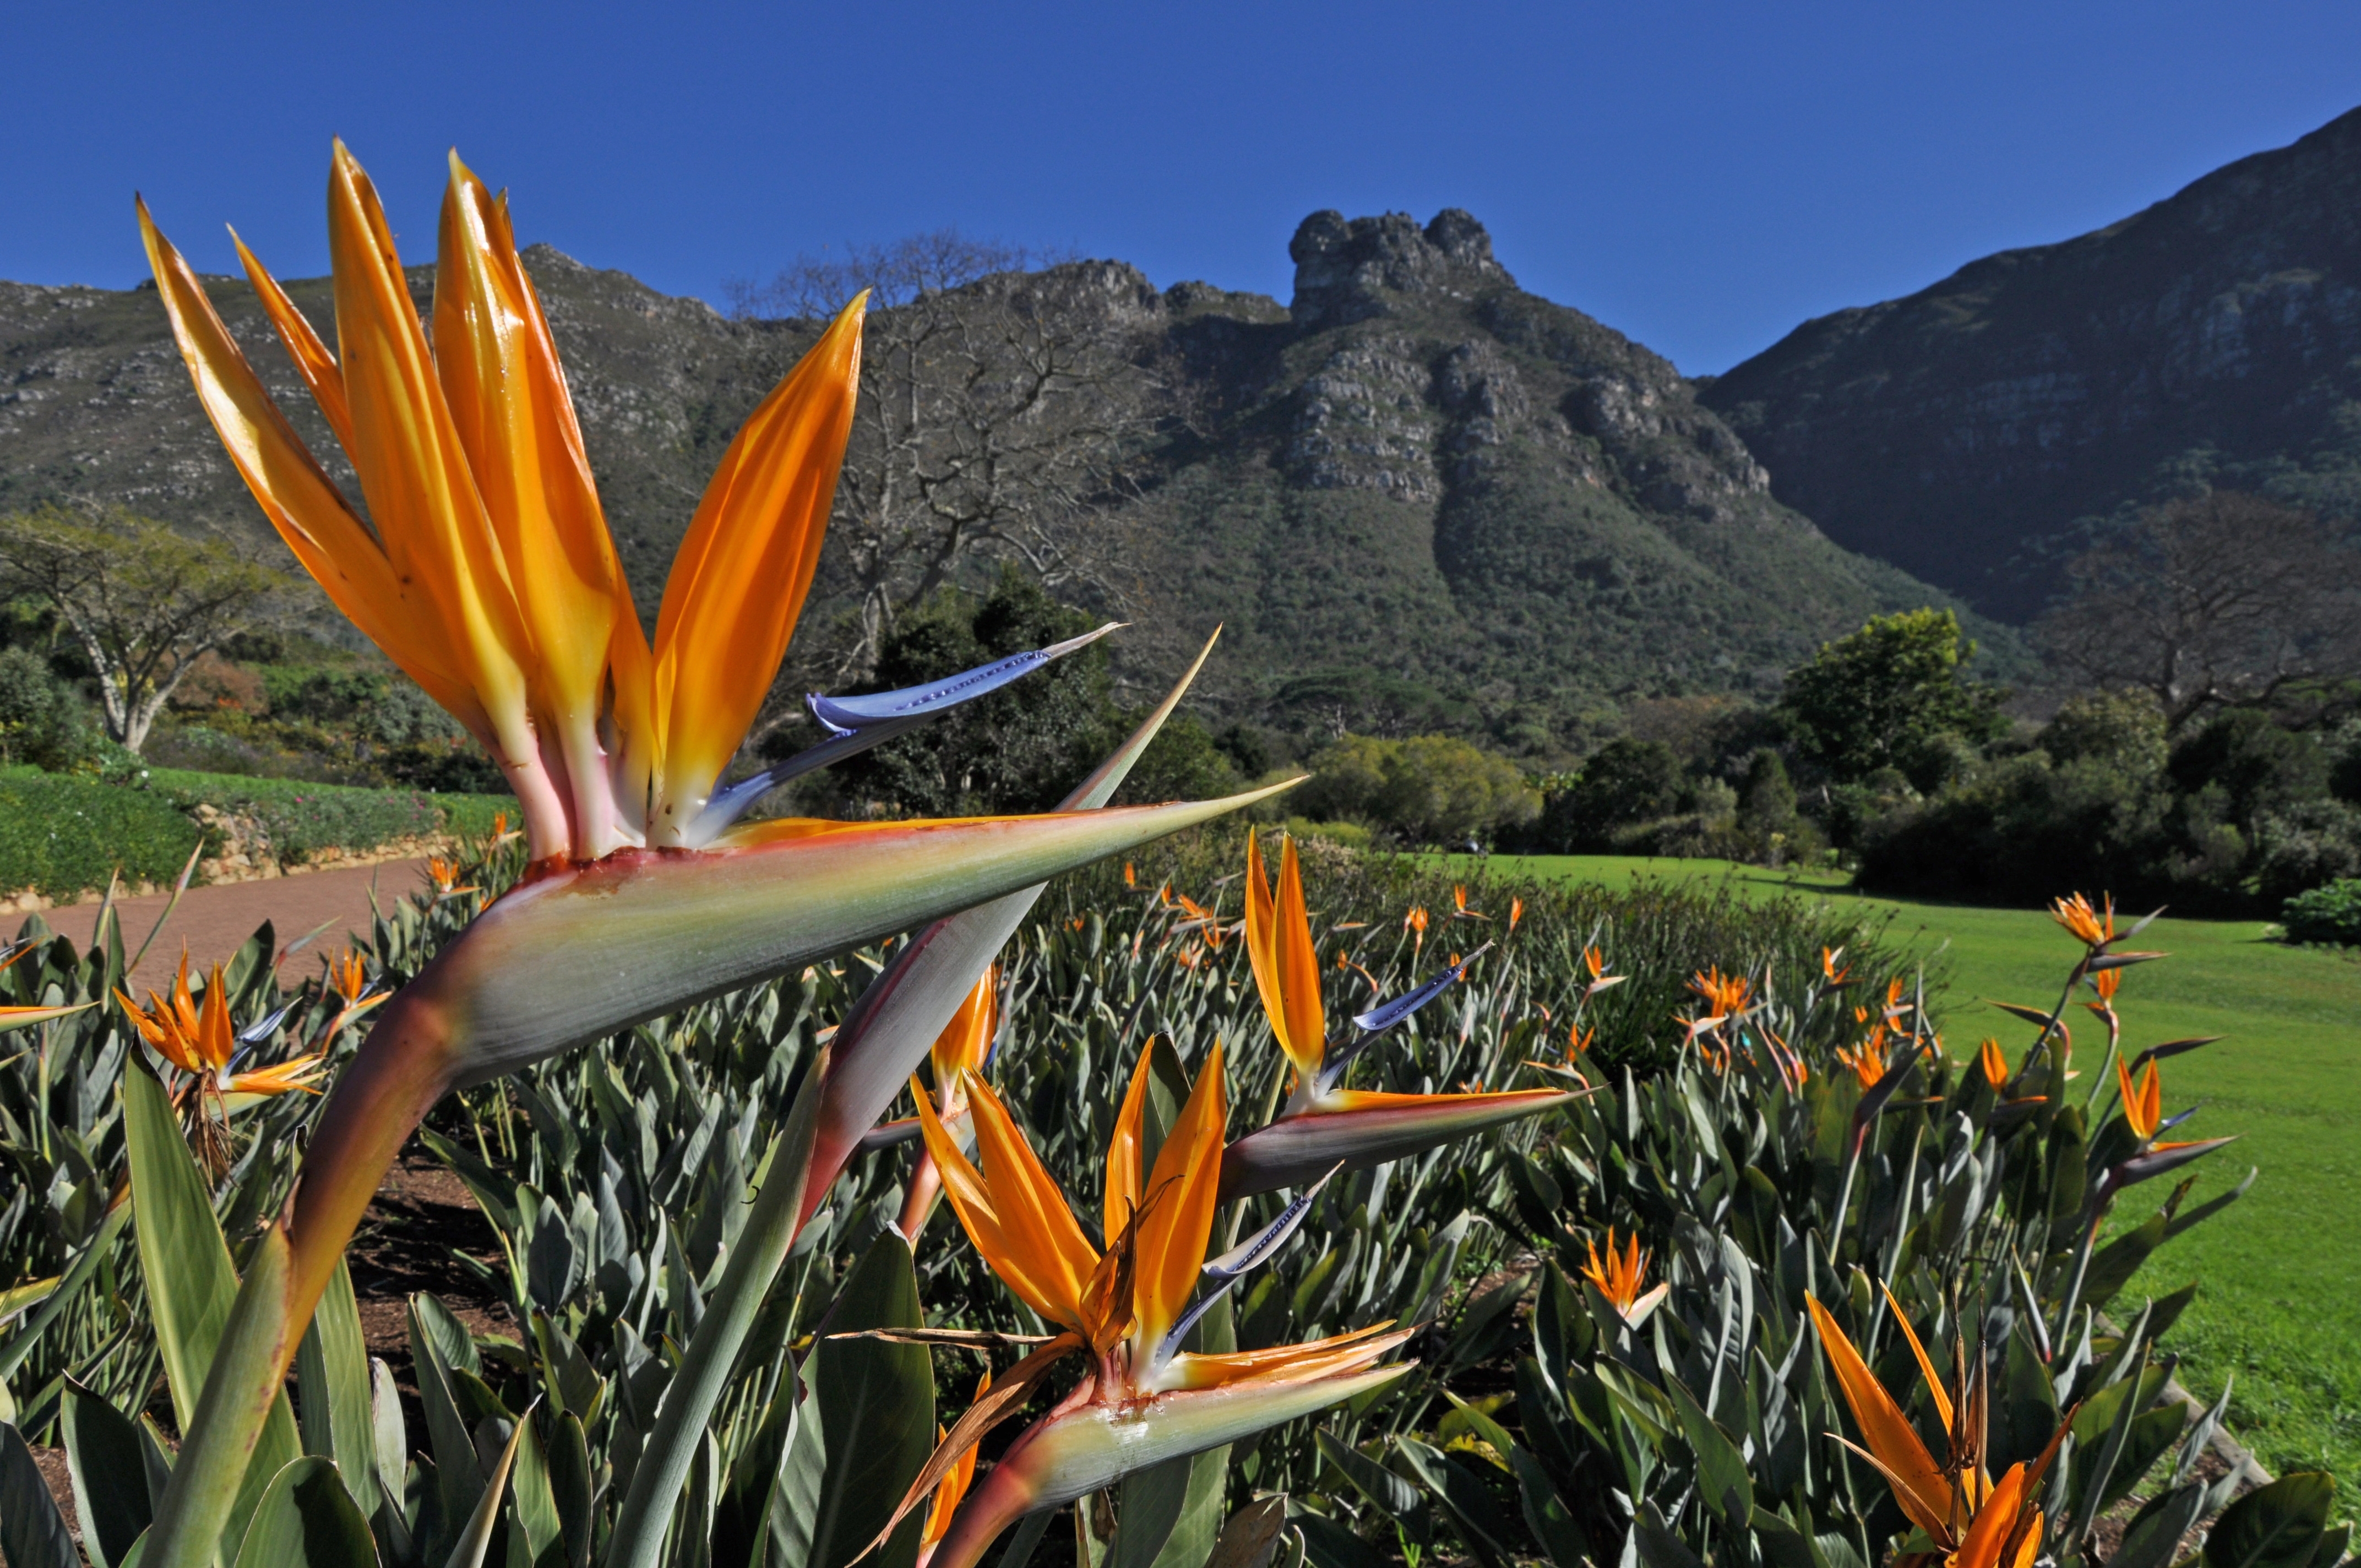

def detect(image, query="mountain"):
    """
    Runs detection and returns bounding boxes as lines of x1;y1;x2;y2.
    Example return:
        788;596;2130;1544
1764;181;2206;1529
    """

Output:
0;210;2004;759
1701;106;2361;622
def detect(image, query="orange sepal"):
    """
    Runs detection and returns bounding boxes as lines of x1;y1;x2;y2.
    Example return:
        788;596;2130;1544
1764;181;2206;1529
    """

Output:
1131;1041;1227;1355
959;1071;1100;1330
1805;1294;1951;1542
648;294;865;839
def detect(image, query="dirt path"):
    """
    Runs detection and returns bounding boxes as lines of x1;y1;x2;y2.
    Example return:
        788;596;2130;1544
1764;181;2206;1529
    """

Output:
28;859;435;992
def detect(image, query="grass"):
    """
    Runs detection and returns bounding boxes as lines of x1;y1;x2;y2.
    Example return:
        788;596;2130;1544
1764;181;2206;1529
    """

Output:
1454;852;2361;1501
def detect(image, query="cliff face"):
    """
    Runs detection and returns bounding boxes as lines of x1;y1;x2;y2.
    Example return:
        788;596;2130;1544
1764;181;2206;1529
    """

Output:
0;211;1996;755
1702;105;2361;621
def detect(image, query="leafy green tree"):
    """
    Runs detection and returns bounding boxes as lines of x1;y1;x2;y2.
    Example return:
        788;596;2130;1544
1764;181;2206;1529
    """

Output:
1777;608;2006;789
1111;711;1243;806
2038;689;2168;775
0;507;284;754
1378;734;1539;846
1736;748;1799;843
1296;732;1538;845
2166;707;2330;829
0;647;97;771
1537;737;1684;852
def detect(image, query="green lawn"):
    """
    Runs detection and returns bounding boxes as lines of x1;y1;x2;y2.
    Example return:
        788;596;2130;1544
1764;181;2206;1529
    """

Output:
1461;853;2361;1498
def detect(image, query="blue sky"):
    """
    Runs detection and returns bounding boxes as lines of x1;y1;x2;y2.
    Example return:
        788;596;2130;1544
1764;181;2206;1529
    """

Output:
9;1;2359;373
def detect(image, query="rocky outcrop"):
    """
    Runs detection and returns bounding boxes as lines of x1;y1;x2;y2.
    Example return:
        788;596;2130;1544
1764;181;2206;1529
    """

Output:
1703;104;2361;620
1288;209;1515;329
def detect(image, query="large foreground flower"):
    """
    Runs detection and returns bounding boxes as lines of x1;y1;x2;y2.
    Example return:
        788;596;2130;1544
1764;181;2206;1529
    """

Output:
1220;832;1573;1196
133;146;1281;1564
901;1045;1411;1568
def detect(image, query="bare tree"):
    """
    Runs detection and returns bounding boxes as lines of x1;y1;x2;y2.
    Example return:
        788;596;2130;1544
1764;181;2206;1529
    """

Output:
728;231;1169;676
0;507;285;753
2037;491;2361;730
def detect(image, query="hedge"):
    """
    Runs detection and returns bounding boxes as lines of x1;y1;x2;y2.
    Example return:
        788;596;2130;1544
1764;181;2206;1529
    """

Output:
0;769;204;898
0;767;514;900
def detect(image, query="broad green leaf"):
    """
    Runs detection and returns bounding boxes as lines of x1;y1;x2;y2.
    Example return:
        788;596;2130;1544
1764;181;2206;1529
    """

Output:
802;1232;934;1568
2079;1213;2168;1310
505;1415;563;1568
1391;1437;1514;1567
122;1059;301;1561
713;1396;795;1568
997;1511;1057;1568
1750;1506;1820;1568
607;1055;828;1568
0;1195;129;1381
2204;1472;2336;1568
368;1358;415;1562
1443;1392;1588;1568
2113;1485;2210;1568
443;1408;530;1568
1108;1445;1215;1568
548;1413;593;1568
230;1456;378;1568
1;1419;80;1568
63;1379;155;1568
1666;1375;1752;1533
1293;1513;1383;1568
764;1387;824;1568
411;1294;488;1537
1315;1430;1421;1518
296;1258;380;1520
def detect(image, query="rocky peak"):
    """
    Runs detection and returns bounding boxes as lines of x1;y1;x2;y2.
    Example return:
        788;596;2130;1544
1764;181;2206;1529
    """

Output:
1288;209;1516;328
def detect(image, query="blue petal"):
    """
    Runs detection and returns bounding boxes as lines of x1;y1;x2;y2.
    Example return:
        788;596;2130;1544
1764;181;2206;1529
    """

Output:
1350;945;1487;1035
686;623;1122;843
1203;1162;1339;1281
1319;945;1487;1093
1157;1163;1341;1366
237;999;299;1046
808;622;1120;732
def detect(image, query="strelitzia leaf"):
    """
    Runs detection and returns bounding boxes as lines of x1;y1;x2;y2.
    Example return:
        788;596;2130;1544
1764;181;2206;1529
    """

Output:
229;1456;378;1568
0;1421;78;1568
122;1060;302;1559
1219;1091;1574;1200
603;1049;826;1568
62;1380;153;1568
0;1194;129;1382
443;1402;532;1568
1315;1429;1422;1518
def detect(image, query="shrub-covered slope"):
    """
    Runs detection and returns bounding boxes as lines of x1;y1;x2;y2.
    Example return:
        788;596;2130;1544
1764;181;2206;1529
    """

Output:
0;212;2004;754
1703;103;2361;620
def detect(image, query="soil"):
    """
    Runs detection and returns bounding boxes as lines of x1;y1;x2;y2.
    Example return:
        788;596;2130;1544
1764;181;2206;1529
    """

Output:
350;1144;519;1422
